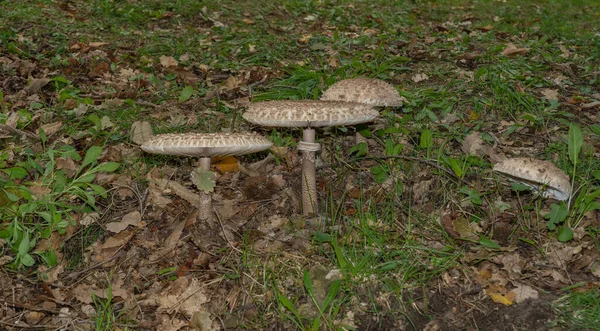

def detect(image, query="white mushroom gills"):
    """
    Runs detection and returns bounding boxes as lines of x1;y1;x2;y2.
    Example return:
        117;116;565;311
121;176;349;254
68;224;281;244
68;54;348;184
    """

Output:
493;157;572;201
243;100;378;216
141;132;273;221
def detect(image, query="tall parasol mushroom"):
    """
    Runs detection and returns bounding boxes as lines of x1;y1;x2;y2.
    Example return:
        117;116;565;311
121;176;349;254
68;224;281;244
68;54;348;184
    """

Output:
243;100;378;216
141;132;273;221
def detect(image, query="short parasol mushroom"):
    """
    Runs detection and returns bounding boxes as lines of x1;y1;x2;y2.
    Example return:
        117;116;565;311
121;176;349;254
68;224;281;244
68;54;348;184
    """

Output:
243;100;378;216
320;77;404;107
141;132;273;221
321;77;403;145
493;157;572;201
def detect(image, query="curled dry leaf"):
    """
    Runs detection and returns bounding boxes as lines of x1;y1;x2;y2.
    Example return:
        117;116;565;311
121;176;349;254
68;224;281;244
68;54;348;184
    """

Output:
105;211;143;233
501;44;530;57
493;157;571;201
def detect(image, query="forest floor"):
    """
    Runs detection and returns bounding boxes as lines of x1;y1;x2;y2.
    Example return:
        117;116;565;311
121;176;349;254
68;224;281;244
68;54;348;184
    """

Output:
0;0;599;330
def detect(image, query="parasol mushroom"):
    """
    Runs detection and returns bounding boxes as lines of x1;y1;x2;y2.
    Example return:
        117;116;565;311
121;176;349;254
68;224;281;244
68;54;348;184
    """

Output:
243;100;378;216
321;77;403;145
141;132;273;221
320;77;404;107
493;157;572;201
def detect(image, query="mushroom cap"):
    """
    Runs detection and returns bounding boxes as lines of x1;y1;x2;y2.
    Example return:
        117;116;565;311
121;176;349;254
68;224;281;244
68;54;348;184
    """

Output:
141;132;273;157
243;100;378;127
320;78;403;107
493;157;571;201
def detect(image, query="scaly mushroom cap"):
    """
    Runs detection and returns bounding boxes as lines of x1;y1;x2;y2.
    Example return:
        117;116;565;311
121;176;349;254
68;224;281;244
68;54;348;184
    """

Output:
493;157;571;201
243;100;378;127
320;78;403;107
141;132;273;157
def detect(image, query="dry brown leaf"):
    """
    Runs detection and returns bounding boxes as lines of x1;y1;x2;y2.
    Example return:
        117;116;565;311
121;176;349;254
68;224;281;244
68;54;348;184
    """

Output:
411;73;429;83
24;78;51;95
89;42;109;48
28;183;51;200
168;180;200;205
461;131;485;156
80;212;100;226
512;282;539;303
558;45;571;58
540;88;559;101
40;121;62;136
130;121;154;145
100;229;135;250
105;211;143;233
158;277;209;316
501;44;530;57
164;218;187;251
159;55;178;68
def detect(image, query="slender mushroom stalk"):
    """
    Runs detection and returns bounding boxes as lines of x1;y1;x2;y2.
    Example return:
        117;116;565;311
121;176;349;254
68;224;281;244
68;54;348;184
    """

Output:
298;128;320;215
197;156;213;221
141;132;272;222
243;100;378;216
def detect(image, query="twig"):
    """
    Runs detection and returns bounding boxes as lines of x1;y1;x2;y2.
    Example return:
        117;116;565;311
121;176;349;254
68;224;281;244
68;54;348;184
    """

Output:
0;124;39;140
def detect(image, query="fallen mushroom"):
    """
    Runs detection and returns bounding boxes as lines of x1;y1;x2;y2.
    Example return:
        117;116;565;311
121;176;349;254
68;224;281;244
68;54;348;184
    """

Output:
320;77;404;107
141;132;273;221
243;100;378;216
493;157;571;201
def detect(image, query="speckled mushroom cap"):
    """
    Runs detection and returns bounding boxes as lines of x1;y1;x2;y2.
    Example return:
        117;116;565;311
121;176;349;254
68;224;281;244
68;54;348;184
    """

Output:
141;132;273;157
493;157;571;201
243;100;378;127
320;78;403;107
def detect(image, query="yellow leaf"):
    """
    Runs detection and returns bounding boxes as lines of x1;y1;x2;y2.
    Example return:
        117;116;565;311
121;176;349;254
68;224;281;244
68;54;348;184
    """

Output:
485;284;515;306
212;156;239;173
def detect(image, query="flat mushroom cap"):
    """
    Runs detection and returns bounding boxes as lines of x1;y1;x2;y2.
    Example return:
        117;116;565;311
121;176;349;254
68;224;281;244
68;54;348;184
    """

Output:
141;132;273;157
243;100;378;127
320;78;403;107
493;157;571;201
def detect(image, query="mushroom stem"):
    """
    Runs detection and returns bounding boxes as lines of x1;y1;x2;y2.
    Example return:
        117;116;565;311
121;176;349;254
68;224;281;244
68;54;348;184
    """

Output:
198;156;213;222
300;128;318;216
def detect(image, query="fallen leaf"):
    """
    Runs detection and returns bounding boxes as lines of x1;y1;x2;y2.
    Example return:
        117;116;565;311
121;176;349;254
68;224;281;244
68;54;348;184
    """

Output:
461;131;485;156
411;73;429;83
212;156;239;173
558;45;571;58
81;212;100;226
501;44;530;57
159;55;178;68
540;88;559;101
89;41;109;48
100;229;135;250
105;211;143;233
130;121;154;145
512;282;539;303
40;121;62;136
24;78;51;95
100;116;114;129
485;284;515;306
